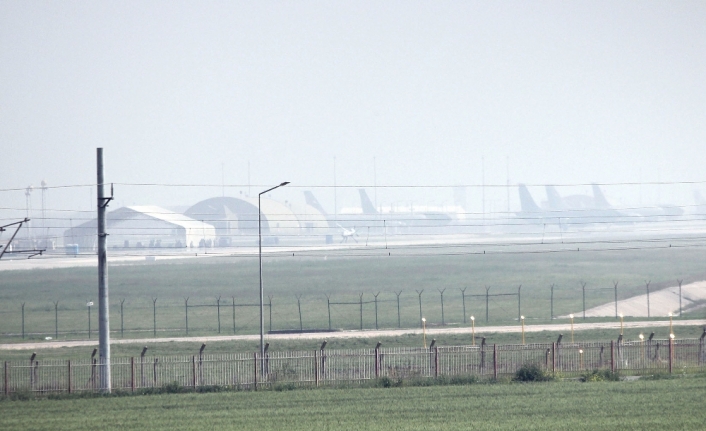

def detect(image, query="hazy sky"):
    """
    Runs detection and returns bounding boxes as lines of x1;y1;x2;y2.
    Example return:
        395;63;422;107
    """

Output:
1;1;705;215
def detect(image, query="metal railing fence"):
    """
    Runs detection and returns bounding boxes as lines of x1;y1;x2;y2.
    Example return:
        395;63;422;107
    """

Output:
3;338;705;395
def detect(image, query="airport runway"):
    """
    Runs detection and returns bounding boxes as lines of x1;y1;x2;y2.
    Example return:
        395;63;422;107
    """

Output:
2;319;704;351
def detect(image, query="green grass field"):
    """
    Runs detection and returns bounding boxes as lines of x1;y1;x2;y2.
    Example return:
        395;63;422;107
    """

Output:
2;247;705;343
2;376;705;430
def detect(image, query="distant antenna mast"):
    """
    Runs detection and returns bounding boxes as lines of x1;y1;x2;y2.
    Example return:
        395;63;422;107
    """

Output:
481;156;485;225
334;156;337;223
373;157;377;213
41;180;47;245
506;157;510;214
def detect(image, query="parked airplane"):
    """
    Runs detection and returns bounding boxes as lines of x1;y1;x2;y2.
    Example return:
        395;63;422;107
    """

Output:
304;189;456;234
517;184;627;227
593;184;684;220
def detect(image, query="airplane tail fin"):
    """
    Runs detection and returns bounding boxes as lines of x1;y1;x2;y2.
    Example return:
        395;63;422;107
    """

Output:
304;191;328;216
518;184;542;213
544;186;565;210
358;189;378;215
592;184;612;209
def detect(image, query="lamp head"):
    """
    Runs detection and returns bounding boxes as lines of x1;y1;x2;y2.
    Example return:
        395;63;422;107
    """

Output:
618;313;623;318
669;333;675;339
421;317;426;323
639;333;644;340
579;349;583;354
520;315;525;320
470;315;475;321
569;314;574;319
668;312;672;317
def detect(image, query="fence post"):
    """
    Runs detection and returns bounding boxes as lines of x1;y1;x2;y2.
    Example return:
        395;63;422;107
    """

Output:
120;299;125;338
678;279;683;317
610;340;615;373
184;297;189;335
480;338;486;374
374;345;380;378
231;297;236;334
67;360;72;394
130;357;135;392
153;358;158;386
296;294;303;331
668;337;673;374
486;286;491;323
54;301;59;339
152;297;157;338
268;295;273;332
314;350;319;387
359;293;364;330
493;344;498;380
320;341;327;379
253;352;258;390
216;296;221;334
551;342;556;375
434;346;439;378
192;355;196;389
545;348;551;370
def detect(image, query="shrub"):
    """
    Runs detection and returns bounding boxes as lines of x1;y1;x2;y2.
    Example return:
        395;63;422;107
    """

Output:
513;364;554;382
580;369;620;382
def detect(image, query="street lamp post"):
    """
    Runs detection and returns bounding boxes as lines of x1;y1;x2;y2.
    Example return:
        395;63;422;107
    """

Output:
87;301;93;339
569;314;574;343
668;312;674;337
579;349;584;370
470;315;475;346
618;313;624;336
520;315;525;344
421;317;427;348
259;182;289;375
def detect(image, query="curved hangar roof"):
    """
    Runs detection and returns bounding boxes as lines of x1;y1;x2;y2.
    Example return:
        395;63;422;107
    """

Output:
184;196;314;236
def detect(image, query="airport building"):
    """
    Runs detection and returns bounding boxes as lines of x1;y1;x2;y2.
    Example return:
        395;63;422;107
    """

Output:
184;196;329;245
63;206;216;252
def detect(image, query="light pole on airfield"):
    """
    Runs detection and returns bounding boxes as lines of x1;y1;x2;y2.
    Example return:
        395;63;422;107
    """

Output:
259;182;289;375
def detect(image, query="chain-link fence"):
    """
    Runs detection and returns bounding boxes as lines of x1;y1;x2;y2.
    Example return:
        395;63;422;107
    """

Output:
3;337;705;395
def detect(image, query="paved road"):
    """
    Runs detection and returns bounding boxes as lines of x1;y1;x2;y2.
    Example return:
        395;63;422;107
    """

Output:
2;319;704;351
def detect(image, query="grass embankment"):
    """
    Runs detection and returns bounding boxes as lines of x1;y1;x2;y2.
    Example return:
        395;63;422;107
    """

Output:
1;376;705;430
1;248;705;342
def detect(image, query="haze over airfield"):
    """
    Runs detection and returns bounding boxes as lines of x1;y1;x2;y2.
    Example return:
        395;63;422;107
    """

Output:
1;1;706;216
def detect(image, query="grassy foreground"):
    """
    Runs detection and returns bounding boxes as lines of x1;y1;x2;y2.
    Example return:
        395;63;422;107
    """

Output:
2;376;705;430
